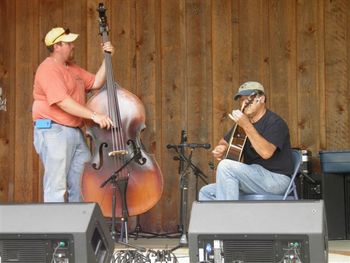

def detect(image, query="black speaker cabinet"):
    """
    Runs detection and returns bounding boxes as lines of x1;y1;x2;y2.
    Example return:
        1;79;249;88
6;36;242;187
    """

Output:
0;202;114;263
189;200;328;263
322;172;347;239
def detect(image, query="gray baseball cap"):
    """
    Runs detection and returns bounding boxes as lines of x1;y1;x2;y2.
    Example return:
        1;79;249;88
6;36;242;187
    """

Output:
234;81;265;100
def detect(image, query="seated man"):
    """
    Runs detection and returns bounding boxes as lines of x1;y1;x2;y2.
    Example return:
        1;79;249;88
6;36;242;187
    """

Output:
199;81;294;200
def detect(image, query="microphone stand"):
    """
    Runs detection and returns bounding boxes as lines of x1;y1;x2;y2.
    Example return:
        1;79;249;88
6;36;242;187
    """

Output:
168;138;209;251
174;149;209;196
176;130;187;245
100;141;146;252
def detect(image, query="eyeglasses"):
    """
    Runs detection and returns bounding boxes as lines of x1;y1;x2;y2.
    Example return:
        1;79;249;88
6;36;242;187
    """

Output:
52;28;70;44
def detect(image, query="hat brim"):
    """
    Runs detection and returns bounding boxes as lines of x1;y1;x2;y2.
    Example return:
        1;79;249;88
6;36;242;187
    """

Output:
58;33;79;44
234;89;256;100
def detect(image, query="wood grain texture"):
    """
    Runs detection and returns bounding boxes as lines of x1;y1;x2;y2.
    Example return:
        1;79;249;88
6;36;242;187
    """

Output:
324;0;349;150
133;0;163;232
14;0;40;202
184;0;213;228
1;0;350;232
0;0;16;202
268;0;298;146
158;0;187;233
296;0;322;153
212;0;234;150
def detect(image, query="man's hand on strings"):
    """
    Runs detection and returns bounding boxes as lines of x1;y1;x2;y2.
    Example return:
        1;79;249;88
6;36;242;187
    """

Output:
91;112;114;129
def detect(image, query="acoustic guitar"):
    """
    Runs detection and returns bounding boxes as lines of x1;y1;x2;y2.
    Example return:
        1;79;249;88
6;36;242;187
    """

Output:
224;92;258;161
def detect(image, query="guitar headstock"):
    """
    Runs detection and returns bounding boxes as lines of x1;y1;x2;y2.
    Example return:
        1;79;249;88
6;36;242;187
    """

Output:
247;91;258;102
241;91;258;111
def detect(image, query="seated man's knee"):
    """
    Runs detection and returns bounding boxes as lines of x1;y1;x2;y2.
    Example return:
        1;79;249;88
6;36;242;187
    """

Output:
198;190;206;201
217;159;241;179
198;184;216;201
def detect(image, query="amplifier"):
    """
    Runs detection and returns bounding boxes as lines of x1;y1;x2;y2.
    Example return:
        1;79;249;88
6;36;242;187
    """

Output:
188;200;328;263
0;203;114;263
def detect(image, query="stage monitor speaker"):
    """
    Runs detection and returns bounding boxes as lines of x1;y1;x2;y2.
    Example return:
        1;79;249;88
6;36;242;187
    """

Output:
189;200;328;263
0;202;114;263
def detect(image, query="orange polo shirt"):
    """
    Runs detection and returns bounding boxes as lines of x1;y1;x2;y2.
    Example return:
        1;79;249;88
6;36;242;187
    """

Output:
32;57;95;127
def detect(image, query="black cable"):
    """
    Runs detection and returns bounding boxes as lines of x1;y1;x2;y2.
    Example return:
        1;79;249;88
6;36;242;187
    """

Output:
112;249;179;263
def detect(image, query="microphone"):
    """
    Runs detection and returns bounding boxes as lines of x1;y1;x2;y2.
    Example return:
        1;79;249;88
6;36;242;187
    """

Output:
167;143;211;149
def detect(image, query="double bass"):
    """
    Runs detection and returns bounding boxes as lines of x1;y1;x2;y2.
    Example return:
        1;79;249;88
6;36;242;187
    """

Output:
82;3;163;219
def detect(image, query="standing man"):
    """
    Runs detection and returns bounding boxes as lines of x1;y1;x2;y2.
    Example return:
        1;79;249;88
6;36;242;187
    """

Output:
199;81;294;200
32;27;114;202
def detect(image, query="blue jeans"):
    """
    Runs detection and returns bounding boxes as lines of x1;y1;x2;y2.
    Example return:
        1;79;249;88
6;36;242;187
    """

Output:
33;124;91;202
199;159;291;200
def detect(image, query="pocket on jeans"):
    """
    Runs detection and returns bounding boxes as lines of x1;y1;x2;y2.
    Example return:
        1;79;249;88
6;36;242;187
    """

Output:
33;129;44;154
43;124;63;139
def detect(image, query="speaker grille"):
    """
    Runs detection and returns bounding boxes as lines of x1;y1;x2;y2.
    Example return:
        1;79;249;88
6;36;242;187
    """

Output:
0;239;47;263
224;239;274;263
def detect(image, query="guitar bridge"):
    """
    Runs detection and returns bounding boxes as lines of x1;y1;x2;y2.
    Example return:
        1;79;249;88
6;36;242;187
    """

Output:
108;150;128;156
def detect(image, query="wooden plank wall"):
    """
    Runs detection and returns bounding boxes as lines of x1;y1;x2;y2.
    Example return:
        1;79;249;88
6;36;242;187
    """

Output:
0;0;349;233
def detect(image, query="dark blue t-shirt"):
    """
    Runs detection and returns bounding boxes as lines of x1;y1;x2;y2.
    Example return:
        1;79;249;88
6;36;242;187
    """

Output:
224;110;294;176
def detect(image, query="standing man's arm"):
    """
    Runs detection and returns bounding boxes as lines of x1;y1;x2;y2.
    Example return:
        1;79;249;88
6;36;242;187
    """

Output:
56;97;113;128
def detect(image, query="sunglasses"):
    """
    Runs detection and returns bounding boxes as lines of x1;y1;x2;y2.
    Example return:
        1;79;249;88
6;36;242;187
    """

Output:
52;28;70;44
